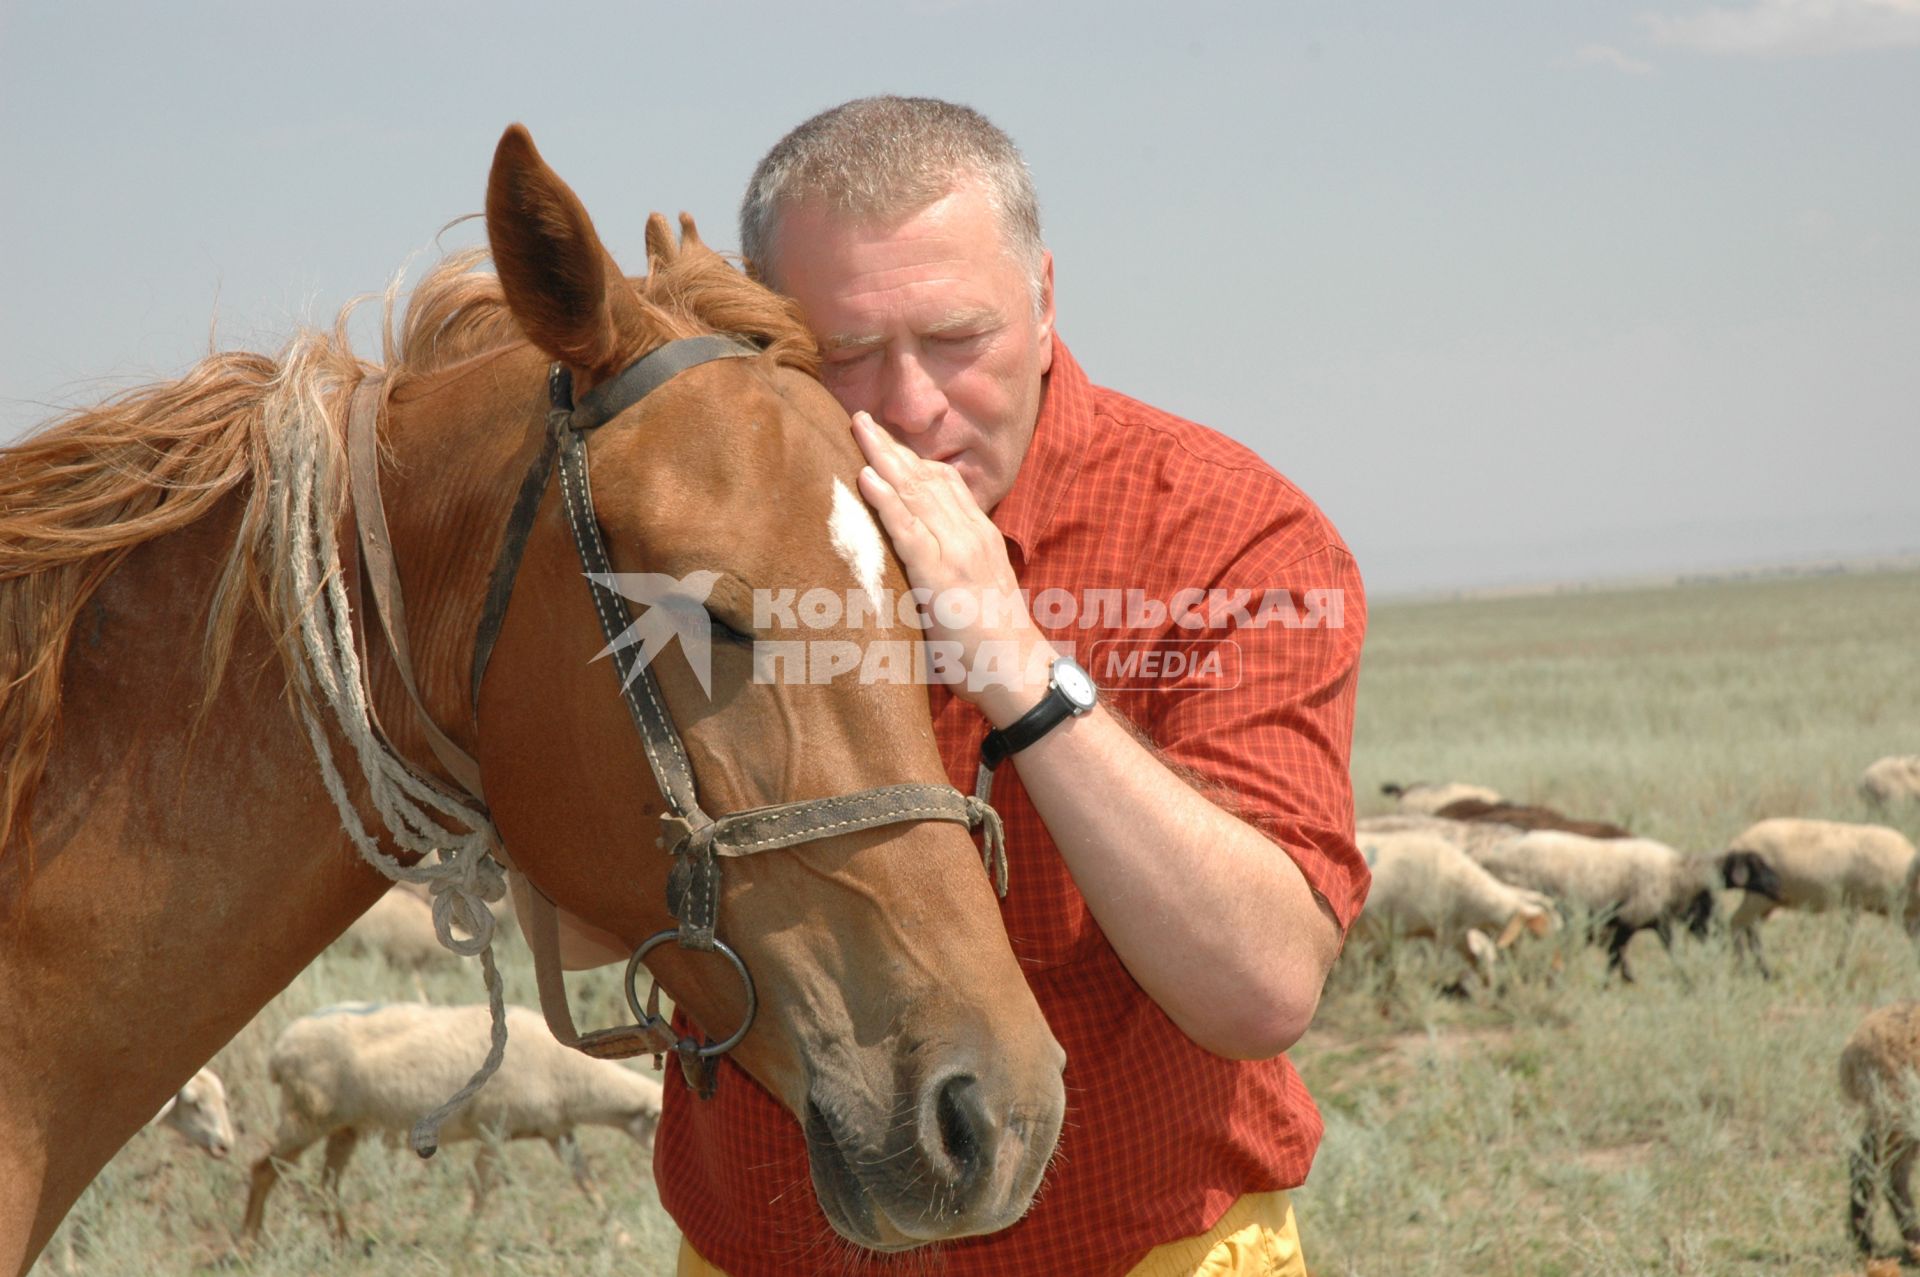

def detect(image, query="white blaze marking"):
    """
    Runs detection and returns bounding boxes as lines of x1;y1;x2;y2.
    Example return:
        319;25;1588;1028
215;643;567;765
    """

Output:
829;477;887;601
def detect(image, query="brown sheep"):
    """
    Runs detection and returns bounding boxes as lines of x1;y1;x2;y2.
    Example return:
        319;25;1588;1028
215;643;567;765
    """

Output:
1435;797;1631;839
1842;1002;1920;1260
1379;781;1501;815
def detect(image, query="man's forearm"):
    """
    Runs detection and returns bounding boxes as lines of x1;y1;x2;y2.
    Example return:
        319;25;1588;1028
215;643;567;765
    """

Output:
995;700;1343;1060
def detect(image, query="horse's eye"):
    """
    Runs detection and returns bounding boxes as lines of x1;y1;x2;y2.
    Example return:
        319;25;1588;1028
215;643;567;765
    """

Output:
708;613;754;646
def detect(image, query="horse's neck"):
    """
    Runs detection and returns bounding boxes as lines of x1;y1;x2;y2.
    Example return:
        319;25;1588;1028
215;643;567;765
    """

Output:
0;496;389;1272
363;353;549;776
0;353;541;1271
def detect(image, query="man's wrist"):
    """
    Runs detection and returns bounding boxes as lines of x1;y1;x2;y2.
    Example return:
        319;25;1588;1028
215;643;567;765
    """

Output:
974;639;1064;727
978;651;1098;779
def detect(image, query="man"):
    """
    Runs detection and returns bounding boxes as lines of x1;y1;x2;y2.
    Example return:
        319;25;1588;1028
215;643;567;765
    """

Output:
661;96;1368;1277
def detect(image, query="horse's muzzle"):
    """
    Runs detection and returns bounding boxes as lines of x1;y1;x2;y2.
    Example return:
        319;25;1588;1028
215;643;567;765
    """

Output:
803;1051;1066;1250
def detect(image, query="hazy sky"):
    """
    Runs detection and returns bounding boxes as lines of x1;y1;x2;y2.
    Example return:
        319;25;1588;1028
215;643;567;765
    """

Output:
4;1;1916;595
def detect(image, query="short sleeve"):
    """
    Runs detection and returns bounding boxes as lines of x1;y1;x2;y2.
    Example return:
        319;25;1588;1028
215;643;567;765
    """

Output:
1140;541;1370;932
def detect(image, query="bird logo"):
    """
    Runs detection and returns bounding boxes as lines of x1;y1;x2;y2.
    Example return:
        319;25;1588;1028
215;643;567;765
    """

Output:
585;570;724;696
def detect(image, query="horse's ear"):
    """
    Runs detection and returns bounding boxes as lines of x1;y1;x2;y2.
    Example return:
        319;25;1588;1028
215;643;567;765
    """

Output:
644;212;677;270
677;213;710;256
485;124;649;374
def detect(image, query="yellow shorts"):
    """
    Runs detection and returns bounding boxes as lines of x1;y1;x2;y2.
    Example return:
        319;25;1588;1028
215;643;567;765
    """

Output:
675;1190;1305;1277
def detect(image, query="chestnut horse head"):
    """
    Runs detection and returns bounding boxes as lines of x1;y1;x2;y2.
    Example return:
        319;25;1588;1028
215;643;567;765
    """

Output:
0;124;1062;1271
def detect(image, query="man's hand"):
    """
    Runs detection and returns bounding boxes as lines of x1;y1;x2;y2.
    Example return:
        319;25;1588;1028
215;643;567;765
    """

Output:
850;411;1347;1059
850;412;1055;724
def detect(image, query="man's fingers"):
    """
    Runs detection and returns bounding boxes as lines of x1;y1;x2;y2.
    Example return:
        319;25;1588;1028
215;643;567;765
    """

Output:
853;413;935;495
850;412;900;467
851;412;980;534
857;465;939;565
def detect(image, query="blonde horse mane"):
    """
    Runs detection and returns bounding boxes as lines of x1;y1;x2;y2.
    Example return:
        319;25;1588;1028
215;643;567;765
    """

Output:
0;229;819;861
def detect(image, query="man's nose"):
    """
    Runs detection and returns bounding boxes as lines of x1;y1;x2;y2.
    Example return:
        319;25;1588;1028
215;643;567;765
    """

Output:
877;349;947;440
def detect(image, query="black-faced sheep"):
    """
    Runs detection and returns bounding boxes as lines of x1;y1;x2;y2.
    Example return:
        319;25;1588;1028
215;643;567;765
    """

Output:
241;1003;662;1242
1467;831;1739;982
1723;818;1919;979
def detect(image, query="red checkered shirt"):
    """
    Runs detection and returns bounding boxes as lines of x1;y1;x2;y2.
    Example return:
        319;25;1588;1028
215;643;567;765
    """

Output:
657;339;1370;1276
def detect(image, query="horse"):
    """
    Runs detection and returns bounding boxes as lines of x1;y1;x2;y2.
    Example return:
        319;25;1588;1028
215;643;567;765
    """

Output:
0;124;1066;1272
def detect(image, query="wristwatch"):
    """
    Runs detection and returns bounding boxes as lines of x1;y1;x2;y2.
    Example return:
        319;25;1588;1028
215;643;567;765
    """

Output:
979;656;1099;774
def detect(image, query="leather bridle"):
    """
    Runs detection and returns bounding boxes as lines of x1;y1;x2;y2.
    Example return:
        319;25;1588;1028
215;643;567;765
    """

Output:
345;336;1006;1096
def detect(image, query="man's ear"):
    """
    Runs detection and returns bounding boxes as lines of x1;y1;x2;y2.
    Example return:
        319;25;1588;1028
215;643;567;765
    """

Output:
1036;250;1056;376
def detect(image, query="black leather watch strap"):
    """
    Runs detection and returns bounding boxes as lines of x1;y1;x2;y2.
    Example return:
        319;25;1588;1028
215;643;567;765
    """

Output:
980;689;1077;772
979;658;1097;773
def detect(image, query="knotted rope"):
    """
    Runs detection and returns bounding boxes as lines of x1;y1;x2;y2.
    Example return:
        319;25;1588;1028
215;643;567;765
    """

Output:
263;367;510;1158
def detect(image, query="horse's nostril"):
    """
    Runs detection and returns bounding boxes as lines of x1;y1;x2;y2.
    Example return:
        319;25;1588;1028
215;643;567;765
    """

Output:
934;1073;990;1188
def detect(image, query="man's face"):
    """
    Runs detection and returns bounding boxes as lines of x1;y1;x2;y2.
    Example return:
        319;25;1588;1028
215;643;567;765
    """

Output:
766;184;1055;514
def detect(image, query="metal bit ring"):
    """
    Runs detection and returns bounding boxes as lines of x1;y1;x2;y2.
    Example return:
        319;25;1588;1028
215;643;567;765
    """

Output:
625;929;758;1059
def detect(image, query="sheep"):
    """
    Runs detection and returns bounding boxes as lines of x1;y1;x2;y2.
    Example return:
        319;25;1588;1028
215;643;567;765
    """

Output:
1358;812;1462;837
241;1003;663;1242
334;881;516;971
1467;831;1737;982
1841;1001;1920;1260
1356;830;1560;988
1379;780;1501;816
53;1068;236;1272
1863;756;1920;809
154;1066;235;1159
1357;813;1528;857
1433;797;1632;840
1722;818;1920;979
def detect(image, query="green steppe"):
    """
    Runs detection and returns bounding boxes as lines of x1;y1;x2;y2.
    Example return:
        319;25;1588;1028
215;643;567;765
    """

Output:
39;568;1920;1276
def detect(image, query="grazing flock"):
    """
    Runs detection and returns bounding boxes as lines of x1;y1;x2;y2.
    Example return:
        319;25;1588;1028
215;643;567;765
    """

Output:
56;755;1920;1266
1361;760;1920;985
1363;755;1920;1263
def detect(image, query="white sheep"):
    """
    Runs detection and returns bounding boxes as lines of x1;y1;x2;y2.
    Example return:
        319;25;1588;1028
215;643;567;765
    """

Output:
241;1003;663;1241
1467;831;1724;982
1379;780;1502;816
1840;1001;1920;1260
154;1066;235;1160
1356;830;1560;987
1357;813;1527;857
53;1068;237;1272
1863;756;1920;809
1723;817;1920;979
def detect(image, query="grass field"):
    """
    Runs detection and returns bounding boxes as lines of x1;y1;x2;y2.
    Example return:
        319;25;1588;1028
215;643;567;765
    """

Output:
32;567;1920;1276
1301;566;1920;1277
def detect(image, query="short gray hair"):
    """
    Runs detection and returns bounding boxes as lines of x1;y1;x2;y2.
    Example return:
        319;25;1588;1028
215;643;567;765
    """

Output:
740;96;1045;313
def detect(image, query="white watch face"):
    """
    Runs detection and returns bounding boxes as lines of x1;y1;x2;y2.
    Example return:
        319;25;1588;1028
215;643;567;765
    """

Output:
1052;658;1097;712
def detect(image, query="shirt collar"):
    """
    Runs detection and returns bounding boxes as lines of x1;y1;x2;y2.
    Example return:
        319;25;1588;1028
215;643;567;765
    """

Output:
990;337;1094;561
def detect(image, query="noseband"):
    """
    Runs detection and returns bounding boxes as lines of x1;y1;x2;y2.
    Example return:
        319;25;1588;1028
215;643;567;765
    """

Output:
348;336;1006;1097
